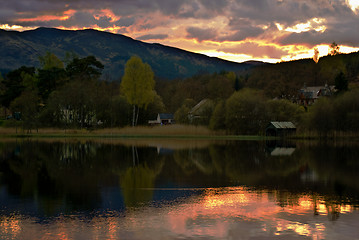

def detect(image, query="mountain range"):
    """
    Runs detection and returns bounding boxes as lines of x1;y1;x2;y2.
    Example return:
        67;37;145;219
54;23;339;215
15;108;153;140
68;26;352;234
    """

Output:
0;27;255;80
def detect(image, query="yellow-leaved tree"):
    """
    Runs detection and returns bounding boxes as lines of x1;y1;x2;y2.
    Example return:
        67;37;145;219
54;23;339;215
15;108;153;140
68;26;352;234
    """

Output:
120;56;155;126
39;51;64;70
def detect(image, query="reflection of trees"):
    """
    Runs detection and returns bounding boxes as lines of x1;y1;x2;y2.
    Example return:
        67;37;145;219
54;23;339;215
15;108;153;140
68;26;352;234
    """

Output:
1;141;107;214
262;154;303;177
119;145;165;208
303;143;359;194
174;148;215;175
208;141;303;184
223;141;267;183
269;190;300;208
120;164;156;207
325;200;341;221
171;141;304;186
0;140;169;213
0;141;150;214
169;140;359;221
171;141;304;185
1;139;359;219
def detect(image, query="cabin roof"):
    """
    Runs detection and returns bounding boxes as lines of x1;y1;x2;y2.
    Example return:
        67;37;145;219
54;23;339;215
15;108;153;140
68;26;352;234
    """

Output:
269;121;296;129
159;113;174;120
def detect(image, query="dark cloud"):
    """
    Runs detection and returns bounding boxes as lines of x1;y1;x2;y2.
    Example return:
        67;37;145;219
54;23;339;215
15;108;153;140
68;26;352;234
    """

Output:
156;0;193;16
280;22;359;47
224;18;266;41
197;0;230;11
66;11;99;27
186;27;218;42
0;9;16;22
176;0;230;19
5;0;68;16
227;0;354;30
276;5;359;47
116;17;135;27
137;34;168;40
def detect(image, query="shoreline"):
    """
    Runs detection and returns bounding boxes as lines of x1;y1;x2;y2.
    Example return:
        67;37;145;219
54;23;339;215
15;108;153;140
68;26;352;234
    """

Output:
1;126;359;141
0;125;269;141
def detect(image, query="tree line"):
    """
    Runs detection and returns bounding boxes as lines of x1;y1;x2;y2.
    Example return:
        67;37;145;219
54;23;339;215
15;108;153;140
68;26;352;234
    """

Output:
166;49;359;136
245;50;359;99
0;53;164;131
1;50;359;135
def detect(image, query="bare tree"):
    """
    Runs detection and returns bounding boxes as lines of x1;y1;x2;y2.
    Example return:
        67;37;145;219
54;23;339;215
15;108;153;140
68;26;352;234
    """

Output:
313;47;320;63
329;42;340;56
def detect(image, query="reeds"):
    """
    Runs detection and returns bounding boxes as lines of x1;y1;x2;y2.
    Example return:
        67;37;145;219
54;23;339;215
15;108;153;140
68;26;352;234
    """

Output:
0;125;217;138
94;125;215;136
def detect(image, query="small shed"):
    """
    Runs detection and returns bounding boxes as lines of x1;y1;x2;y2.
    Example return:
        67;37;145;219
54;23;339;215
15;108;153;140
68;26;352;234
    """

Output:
148;113;174;125
266;122;296;137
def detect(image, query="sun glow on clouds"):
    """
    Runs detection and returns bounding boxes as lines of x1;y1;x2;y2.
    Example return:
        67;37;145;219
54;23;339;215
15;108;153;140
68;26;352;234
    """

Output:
281;44;359;62
2;19;358;64
276;18;326;33
200;49;281;63
201;50;258;63
0;24;37;31
286;18;326;33
17;9;76;22
92;9;121;22
1;3;359;65
55;24;126;35
347;0;359;12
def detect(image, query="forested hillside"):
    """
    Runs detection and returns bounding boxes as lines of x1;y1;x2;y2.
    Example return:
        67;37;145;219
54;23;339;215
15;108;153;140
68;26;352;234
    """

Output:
0;27;250;80
245;51;359;98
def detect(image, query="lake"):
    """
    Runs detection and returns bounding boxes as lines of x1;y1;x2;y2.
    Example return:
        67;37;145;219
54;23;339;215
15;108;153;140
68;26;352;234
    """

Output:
0;138;358;239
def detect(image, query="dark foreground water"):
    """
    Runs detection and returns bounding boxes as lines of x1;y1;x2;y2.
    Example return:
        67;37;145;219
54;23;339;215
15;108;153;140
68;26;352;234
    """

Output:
0;138;358;239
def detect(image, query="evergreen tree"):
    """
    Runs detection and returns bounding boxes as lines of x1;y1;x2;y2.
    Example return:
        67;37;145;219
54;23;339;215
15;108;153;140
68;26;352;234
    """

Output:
334;71;348;93
66;56;104;81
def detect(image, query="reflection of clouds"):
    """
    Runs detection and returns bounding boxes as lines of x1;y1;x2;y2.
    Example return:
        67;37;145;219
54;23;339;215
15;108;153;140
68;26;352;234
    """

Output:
0;217;21;237
1;187;358;239
167;187;356;239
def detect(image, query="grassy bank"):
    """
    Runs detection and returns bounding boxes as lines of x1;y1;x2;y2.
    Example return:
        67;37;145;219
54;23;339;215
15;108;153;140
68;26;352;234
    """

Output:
293;129;359;140
2;125;358;141
0;125;264;140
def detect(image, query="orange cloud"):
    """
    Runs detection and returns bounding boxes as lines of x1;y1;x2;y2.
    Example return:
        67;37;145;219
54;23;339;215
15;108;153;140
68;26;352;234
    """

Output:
0;24;37;31
17;9;76;22
93;9;121;22
56;24;125;35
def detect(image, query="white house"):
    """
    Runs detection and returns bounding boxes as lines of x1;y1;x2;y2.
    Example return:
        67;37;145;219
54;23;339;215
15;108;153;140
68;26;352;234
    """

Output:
148;113;175;125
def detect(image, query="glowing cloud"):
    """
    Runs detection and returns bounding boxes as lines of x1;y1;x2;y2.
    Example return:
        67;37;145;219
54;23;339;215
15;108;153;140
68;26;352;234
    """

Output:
0;24;37;31
284;18;327;33
347;0;359;12
92;9;121;22
17;10;76;22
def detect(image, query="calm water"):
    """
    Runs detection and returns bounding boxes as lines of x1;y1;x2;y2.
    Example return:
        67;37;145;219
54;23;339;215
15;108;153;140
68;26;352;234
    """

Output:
0;138;358;239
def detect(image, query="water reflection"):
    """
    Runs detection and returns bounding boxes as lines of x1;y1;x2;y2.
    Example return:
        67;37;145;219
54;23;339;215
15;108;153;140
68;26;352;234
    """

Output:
0;139;359;239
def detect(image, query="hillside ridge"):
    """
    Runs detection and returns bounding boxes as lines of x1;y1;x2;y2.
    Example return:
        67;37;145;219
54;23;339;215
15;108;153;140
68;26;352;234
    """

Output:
0;27;253;80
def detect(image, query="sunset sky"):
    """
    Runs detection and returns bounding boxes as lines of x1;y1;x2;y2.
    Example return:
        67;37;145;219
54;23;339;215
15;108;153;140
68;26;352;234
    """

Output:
1;0;359;63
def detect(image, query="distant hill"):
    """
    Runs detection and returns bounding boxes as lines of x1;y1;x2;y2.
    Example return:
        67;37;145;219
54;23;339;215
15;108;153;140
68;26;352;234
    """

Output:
0;27;253;80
